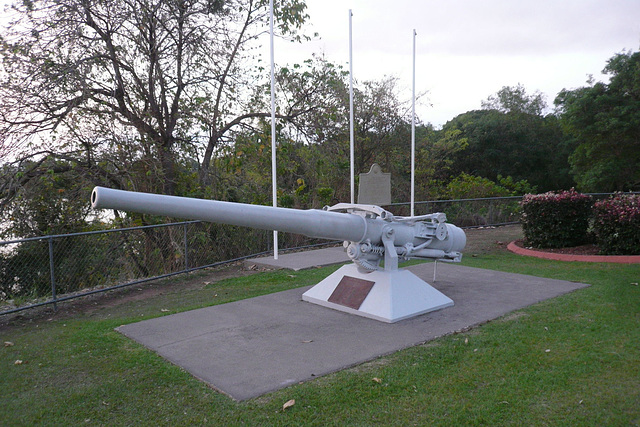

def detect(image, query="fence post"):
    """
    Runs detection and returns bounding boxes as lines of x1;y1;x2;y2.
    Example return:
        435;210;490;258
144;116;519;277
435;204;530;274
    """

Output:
489;199;494;224
48;237;58;311
183;222;188;270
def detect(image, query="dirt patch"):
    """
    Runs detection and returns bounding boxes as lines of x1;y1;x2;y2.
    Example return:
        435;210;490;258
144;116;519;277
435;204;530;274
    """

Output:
497;311;530;323
0;262;271;330
462;225;524;256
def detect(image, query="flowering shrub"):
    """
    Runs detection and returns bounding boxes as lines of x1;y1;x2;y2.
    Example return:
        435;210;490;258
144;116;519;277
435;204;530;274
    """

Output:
592;194;640;255
521;189;593;248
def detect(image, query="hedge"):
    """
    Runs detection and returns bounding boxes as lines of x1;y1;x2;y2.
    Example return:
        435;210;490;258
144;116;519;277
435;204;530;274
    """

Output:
592;193;640;255
521;189;593;248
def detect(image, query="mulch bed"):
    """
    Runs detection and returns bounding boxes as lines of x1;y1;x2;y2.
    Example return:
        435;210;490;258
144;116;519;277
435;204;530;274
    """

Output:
512;239;601;255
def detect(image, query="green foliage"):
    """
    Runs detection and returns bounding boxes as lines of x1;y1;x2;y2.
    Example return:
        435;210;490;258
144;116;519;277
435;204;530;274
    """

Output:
521;189;593;248
0;158;93;239
422;174;531;227
1;232;140;302
317;187;334;207
481;83;547;115
555;50;640;192
415;128;468;199
0;243;50;302
445;173;512;199
444;173;534;200
443;108;573;191
592;194;640;255
214;67;425;208
0;0;313;233
496;175;537;195
213;120;336;209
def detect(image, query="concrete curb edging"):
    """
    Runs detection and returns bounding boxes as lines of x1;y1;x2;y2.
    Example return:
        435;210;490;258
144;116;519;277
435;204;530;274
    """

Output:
507;241;640;264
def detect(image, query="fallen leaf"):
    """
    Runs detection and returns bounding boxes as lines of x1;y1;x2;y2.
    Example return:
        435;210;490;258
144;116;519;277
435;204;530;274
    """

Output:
282;399;295;410
372;377;382;383
4;341;14;347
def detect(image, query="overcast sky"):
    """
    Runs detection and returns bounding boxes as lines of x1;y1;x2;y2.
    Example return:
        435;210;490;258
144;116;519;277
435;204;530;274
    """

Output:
271;0;640;127
1;0;637;128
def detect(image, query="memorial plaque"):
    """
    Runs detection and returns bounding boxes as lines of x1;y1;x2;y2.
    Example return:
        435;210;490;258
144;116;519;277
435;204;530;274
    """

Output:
358;163;391;206
328;276;376;310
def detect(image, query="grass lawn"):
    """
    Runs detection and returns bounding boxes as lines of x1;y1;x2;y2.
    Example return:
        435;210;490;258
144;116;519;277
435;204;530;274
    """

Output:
1;227;639;426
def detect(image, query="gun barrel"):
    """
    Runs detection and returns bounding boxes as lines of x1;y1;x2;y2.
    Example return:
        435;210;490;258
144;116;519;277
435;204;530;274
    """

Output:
91;186;367;242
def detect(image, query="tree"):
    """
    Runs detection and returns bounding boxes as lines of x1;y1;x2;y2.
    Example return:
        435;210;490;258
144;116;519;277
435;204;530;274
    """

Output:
481;83;547;116
208;66;428;208
555;50;640;192
444;98;573;191
269;70;418;204
0;0;309;192
351;77;410;173
0;159;93;238
414;128;467;199
0;0;313;237
317;75;416;202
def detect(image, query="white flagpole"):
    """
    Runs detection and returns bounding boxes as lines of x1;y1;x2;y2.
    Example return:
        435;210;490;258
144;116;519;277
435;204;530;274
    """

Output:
349;9;355;204
270;0;278;259
411;29;416;217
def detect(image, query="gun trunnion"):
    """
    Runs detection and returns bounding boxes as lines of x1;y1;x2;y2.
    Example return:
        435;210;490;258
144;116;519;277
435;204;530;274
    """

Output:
91;186;466;322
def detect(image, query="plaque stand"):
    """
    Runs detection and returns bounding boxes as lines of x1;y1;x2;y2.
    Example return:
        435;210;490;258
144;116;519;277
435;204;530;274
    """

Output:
302;264;453;323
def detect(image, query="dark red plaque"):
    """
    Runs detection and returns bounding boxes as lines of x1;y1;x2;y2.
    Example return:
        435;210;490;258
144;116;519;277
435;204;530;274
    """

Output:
328;276;376;310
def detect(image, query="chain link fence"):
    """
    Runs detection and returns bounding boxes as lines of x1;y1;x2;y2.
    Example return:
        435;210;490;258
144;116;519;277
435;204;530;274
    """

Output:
0;220;330;315
389;196;522;227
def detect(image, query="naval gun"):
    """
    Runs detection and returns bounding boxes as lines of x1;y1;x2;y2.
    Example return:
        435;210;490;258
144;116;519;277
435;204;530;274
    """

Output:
91;186;466;322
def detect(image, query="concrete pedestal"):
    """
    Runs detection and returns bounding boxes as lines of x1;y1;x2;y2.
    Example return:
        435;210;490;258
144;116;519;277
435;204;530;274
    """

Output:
302;264;453;323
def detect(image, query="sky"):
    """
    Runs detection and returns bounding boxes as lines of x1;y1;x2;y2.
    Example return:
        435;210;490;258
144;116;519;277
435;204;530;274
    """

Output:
0;0;638;129
270;0;640;127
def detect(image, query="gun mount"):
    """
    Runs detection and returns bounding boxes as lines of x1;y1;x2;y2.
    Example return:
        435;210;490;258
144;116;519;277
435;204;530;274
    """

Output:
91;187;466;322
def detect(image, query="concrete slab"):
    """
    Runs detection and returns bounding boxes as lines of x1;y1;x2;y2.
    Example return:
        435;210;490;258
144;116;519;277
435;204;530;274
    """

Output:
116;262;589;401
244;246;349;270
